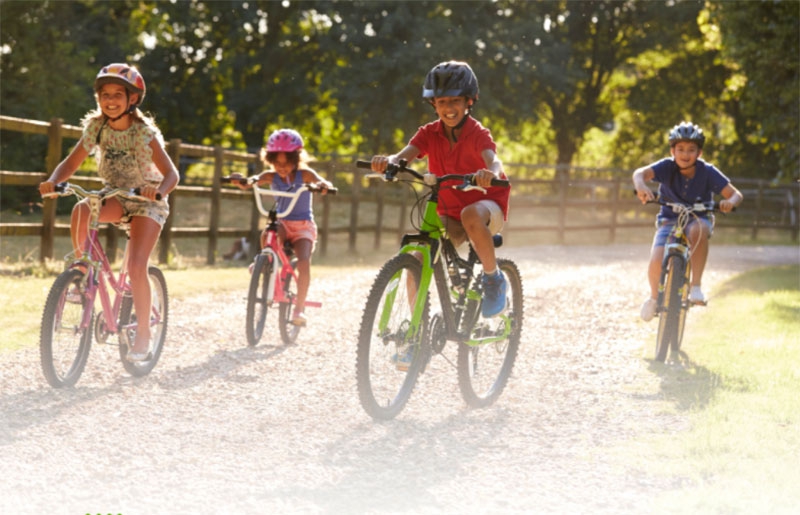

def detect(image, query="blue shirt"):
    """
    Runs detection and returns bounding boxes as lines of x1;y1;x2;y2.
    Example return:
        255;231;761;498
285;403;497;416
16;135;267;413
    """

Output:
272;170;313;221
650;158;730;220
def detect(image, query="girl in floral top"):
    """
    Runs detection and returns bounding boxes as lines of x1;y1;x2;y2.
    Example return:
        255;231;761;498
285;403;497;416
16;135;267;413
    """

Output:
39;63;179;362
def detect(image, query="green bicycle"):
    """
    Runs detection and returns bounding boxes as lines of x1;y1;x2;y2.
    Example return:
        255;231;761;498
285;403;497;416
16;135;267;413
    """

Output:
355;160;524;420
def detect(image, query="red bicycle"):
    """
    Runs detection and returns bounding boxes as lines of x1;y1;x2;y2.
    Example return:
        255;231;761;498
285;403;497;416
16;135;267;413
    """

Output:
222;176;335;346
39;183;168;387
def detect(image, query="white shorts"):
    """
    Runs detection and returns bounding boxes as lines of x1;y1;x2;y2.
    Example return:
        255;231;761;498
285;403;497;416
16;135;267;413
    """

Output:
477;199;504;235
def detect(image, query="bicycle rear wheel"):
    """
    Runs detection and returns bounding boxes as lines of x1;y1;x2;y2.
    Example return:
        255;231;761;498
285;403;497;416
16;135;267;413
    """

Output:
457;259;523;408
119;266;169;376
356;253;429;420
278;260;300;344
655;255;685;362
40;269;93;388
246;254;271;346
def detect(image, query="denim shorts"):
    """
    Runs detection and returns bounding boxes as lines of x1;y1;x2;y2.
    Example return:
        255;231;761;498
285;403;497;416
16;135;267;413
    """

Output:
652;215;714;247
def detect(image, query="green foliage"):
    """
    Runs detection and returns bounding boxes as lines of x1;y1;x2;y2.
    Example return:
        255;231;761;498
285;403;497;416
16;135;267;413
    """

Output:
1;0;797;194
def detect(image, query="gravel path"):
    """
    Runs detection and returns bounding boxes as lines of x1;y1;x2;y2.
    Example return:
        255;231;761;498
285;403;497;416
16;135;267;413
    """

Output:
1;244;796;514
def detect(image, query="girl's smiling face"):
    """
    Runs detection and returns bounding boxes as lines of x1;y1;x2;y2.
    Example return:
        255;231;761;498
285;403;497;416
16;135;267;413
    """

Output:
433;96;472;128
97;83;136;119
270;152;296;179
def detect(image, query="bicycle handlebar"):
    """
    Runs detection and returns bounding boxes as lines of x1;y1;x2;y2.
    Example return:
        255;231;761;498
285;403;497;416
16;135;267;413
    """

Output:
44;182;161;202
221;176;337;219
356;159;510;190
642;193;735;213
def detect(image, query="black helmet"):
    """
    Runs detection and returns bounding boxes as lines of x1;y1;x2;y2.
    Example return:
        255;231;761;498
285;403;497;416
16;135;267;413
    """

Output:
668;121;705;149
422;61;479;102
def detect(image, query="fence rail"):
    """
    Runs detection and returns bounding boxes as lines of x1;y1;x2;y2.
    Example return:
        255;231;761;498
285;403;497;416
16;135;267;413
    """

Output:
2;115;798;264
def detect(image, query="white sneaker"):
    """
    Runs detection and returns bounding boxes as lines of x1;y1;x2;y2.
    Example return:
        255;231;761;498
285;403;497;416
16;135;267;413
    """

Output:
689;286;706;304
640;298;657;322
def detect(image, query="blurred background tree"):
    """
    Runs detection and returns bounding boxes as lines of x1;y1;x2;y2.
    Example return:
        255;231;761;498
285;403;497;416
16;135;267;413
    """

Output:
1;0;797;201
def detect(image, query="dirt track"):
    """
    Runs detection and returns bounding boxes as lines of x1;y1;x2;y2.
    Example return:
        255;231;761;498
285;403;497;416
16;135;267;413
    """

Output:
1;244;796;514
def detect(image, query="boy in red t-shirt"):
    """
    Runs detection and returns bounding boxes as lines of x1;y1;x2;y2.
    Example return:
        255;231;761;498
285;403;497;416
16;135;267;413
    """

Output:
370;60;511;318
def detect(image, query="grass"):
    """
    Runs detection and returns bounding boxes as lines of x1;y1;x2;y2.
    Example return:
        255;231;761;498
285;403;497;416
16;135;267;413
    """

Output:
627;264;800;513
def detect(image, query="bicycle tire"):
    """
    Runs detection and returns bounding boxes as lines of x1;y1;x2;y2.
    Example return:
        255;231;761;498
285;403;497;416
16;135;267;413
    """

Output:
119;266;169;376
356;253;429;420
457;258;523;408
246;254;271;346
278;259;300;345
40;269;93;388
655;255;685;362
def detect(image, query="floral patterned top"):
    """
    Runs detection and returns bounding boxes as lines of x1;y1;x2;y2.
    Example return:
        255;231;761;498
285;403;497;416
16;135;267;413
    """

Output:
80;117;165;189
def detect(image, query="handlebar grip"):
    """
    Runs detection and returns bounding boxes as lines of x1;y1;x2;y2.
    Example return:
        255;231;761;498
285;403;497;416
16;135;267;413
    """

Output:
490;178;510;188
221;177;249;185
355;160;373;170
132;187;162;201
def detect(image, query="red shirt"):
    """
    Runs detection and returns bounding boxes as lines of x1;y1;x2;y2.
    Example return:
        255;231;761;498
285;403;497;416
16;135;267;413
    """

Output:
409;116;510;221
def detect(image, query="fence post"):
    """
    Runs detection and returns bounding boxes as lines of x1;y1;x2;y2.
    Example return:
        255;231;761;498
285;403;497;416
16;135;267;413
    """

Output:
349;169;361;252
160;138;181;264
609;177;621;243
40;118;63;262
208;146;223;265
319;166;333;257
374;180;384;250
557;172;567;244
248;159;263;259
751;180;763;241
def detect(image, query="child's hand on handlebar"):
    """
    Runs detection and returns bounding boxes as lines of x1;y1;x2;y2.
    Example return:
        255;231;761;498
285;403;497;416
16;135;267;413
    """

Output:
370;155;392;173
635;187;655;204
138;183;161;201
718;198;736;213
227;173;252;189
474;169;497;189
39;180;56;196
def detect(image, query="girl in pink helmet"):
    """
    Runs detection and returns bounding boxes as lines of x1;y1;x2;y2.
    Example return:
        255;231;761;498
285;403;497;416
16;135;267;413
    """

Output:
232;128;334;326
39;63;179;362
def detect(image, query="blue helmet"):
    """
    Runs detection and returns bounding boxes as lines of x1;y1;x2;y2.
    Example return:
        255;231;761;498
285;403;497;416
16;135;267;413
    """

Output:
668;122;705;149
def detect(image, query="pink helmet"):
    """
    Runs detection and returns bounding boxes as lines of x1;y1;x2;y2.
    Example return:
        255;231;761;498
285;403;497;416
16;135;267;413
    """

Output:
94;63;146;106
266;128;304;153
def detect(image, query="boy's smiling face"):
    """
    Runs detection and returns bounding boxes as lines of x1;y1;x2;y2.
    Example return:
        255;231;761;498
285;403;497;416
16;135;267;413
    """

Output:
670;141;702;171
433;96;472;128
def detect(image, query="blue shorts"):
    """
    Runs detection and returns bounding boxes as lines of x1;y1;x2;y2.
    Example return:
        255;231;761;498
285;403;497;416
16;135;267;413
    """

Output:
652;215;714;248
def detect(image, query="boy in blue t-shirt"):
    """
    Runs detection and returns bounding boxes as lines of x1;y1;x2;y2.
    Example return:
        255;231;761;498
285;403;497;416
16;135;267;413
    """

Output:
632;121;743;322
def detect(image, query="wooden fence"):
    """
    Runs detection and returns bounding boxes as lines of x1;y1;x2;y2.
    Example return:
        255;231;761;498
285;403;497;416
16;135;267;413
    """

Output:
2;115;798;265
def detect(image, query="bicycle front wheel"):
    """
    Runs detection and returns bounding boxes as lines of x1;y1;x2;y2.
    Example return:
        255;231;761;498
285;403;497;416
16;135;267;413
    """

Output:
246;254;271;346
119;266;169;376
655;255;685;362
457;258;523;408
40;269;93;388
356;253;429;420
278;260;300;345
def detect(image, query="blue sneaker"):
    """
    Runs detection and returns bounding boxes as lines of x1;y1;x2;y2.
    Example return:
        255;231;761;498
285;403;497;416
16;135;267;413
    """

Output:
391;345;414;371
481;270;508;318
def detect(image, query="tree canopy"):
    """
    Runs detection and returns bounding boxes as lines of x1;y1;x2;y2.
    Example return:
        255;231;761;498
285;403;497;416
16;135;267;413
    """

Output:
1;0;797;182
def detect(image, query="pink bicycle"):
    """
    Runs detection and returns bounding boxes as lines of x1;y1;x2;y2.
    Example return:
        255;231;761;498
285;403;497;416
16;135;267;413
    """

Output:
39;183;168;387
222;176;336;346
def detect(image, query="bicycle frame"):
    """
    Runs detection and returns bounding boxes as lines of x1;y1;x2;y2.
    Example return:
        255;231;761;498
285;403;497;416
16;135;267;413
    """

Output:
655;200;713;311
48;184;160;339
251;183;322;309
365;162;512;348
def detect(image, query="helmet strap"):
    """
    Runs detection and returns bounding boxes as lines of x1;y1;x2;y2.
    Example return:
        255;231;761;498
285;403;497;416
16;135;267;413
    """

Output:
450;113;470;142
